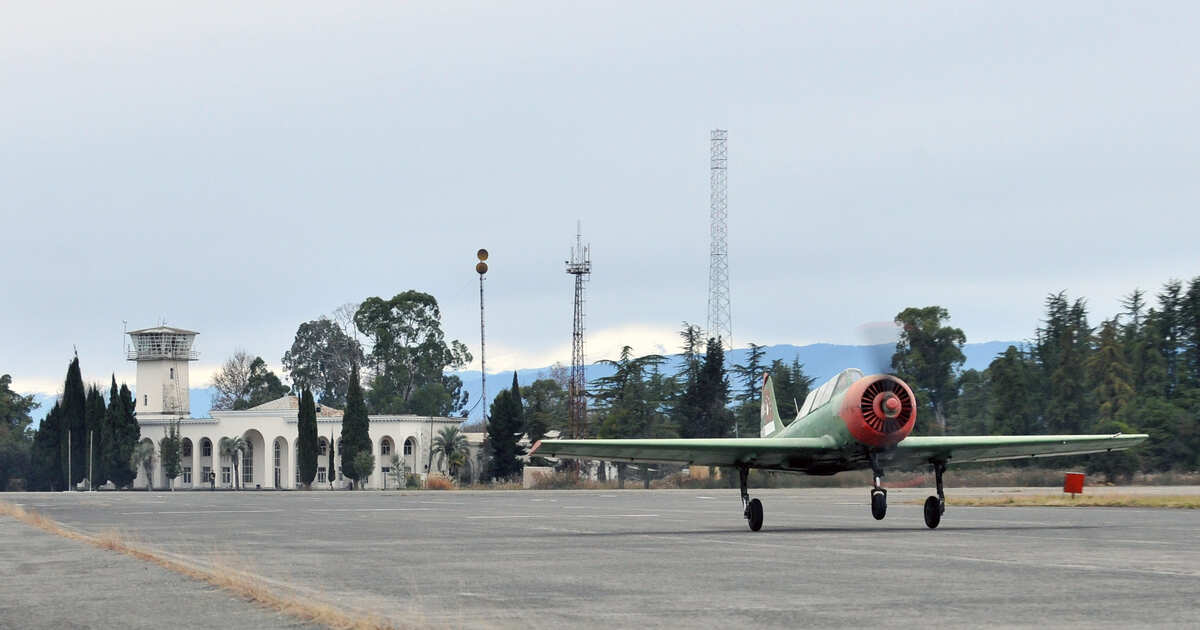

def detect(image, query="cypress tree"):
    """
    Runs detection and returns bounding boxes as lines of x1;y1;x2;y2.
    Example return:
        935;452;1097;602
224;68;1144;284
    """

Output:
486;387;524;480
31;402;63;490
509;371;523;430
341;362;370;487
110;384;140;488
160;421;182;490
97;377;120;487
328;427;336;488
84;384;106;487
60;357;87;487
297;388;318;489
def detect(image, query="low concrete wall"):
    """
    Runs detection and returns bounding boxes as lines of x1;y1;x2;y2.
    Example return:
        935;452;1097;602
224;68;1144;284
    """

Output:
522;466;554;489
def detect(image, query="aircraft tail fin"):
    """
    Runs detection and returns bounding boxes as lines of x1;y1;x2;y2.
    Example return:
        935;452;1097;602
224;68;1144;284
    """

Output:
760;373;785;437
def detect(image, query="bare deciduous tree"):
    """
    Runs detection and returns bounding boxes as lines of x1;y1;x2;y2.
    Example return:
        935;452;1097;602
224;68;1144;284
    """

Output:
211;350;254;411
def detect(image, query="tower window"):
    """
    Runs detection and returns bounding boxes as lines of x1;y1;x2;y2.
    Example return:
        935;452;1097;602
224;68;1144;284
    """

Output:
144;394;149;406
170;367;174;380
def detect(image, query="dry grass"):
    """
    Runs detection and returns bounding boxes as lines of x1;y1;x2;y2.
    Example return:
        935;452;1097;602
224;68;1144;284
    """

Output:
939;494;1200;509
0;500;400;629
423;475;455;490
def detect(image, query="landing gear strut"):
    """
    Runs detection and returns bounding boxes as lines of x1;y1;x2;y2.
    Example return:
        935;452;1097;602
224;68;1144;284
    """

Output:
924;460;947;529
869;452;887;520
739;465;763;532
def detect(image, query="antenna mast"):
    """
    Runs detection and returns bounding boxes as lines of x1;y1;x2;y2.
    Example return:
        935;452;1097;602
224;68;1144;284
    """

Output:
706;129;732;350
565;222;591;444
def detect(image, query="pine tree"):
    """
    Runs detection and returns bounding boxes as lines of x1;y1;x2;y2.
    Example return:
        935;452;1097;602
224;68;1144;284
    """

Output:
1156;280;1185;398
1088;319;1135;423
986;346;1040;435
1182;276;1200;391
297;388;318;489
60;357;87;487
732;343;767;437
341;362;371;487
1035;293;1093;434
675;338;735;439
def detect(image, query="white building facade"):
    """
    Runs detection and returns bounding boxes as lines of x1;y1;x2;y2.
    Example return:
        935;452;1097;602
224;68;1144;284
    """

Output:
128;326;471;490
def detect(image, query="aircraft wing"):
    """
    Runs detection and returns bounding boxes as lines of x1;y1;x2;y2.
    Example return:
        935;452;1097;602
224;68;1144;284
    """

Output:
884;433;1148;467
530;437;841;469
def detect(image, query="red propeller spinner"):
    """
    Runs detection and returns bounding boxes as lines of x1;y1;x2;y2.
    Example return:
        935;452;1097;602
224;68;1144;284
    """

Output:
838;375;917;448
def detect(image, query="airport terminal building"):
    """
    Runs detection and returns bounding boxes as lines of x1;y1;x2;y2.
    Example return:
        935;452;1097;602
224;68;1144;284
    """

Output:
128;325;474;490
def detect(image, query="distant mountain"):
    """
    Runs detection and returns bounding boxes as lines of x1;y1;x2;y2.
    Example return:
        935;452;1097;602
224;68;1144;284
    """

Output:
451;340;1018;422
27;341;1019;426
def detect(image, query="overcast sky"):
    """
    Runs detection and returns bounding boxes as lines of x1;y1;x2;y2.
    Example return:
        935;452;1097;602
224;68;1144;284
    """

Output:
3;2;1198;396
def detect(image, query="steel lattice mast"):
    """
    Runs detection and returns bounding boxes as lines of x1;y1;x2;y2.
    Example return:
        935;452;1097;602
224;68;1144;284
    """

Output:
565;223;591;442
707;129;732;350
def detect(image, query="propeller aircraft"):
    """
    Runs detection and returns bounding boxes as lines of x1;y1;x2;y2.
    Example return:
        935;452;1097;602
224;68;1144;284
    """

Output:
530;368;1147;530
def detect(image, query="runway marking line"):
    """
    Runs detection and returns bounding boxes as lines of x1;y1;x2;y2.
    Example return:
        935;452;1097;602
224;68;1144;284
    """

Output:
120;509;283;515
468;513;659;519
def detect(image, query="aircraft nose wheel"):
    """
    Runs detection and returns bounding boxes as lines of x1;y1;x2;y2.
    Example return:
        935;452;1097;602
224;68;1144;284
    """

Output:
747;498;764;531
870;489;887;520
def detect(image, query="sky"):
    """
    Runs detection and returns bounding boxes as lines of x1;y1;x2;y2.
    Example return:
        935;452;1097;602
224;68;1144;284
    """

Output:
3;2;1198;398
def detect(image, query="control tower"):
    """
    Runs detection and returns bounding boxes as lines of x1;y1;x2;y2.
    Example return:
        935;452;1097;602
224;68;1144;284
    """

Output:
127;326;199;419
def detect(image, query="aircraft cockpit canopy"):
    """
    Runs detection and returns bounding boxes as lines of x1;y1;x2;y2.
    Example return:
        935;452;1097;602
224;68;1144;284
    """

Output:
796;368;865;420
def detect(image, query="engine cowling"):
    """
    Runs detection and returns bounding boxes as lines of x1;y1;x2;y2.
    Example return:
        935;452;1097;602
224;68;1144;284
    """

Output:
838;375;917;448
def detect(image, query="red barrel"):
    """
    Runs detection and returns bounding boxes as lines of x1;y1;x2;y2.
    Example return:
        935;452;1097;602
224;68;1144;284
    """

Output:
1063;472;1085;495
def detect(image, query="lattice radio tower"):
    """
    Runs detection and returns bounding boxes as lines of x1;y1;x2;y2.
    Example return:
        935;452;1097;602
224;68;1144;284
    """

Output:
707;129;732;350
565;222;591;442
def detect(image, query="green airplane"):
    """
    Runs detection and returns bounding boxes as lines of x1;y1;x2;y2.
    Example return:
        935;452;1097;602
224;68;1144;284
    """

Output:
530;368;1147;531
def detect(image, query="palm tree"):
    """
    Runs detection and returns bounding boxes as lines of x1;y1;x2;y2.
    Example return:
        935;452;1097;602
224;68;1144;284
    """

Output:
130;441;155;491
432;426;469;479
219;436;248;490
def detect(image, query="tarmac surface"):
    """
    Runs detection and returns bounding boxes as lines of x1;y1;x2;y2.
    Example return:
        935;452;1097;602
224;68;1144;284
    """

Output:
3;487;1198;629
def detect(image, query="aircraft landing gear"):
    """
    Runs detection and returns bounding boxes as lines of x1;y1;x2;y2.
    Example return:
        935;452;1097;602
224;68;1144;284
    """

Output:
924;460;947;529
739;465;763;532
869;452;887;520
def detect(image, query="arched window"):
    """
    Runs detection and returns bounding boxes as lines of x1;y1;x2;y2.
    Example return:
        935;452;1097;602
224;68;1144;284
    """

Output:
319;439;327;456
181;439;192;458
381;438;392;456
242;441;254;484
201;438;212;457
273;441;281;468
403;437;415;456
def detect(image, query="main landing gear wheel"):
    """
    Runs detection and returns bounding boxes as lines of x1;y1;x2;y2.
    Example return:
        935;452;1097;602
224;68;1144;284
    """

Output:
870;490;887;520
747;498;764;531
738;465;763;532
923;496;942;529
925;460;948;529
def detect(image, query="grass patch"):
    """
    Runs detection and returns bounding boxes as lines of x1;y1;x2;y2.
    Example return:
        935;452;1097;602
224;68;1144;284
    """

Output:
0;500;401;629
937;495;1200;509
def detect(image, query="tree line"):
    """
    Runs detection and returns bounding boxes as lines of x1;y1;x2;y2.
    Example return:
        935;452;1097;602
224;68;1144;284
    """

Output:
1;357;142;491
6;276;1197;490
